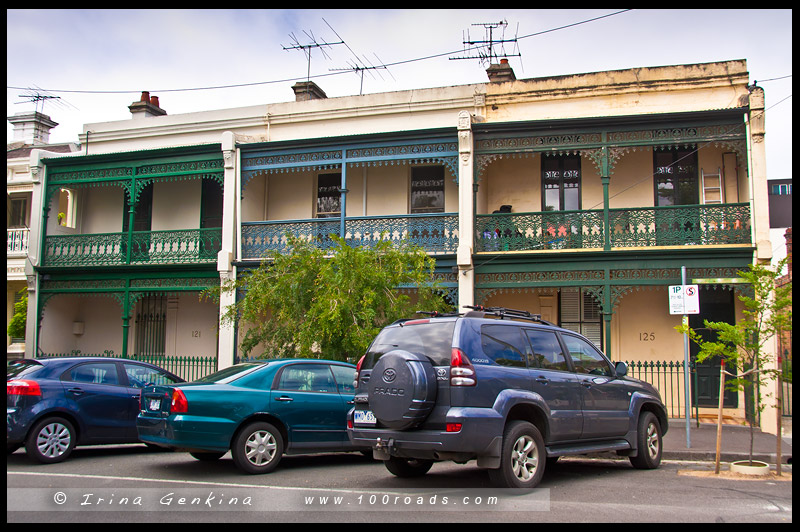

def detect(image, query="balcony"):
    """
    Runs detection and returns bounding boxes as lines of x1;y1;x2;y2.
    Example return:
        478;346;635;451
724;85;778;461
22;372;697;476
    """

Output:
42;228;222;267
242;213;458;260
7;228;29;256
475;203;751;252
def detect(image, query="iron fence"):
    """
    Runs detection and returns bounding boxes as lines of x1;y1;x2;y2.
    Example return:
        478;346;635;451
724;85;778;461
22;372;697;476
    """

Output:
41;350;218;382
622;360;699;421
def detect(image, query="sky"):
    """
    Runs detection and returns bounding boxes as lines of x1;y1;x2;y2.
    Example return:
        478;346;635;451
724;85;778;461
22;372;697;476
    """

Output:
6;9;793;178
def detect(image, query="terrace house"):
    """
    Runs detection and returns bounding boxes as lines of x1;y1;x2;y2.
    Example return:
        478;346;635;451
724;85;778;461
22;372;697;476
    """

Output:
23;59;778;426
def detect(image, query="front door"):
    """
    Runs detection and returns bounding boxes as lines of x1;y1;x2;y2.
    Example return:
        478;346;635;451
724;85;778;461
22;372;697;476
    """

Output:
691;287;738;408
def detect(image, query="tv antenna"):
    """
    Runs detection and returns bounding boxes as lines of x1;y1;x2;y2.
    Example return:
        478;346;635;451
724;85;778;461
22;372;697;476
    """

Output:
450;20;521;67
15;86;78;115
282;28;344;83
323;17;395;95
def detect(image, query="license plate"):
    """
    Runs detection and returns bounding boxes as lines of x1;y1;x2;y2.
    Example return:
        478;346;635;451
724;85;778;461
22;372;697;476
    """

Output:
354;410;376;425
148;398;161;411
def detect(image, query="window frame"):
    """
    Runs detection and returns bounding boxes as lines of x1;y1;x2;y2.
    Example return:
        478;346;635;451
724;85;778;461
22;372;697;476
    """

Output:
541;153;582;212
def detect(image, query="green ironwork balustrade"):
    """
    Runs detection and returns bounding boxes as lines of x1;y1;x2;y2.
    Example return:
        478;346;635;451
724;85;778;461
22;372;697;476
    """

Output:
609;203;751;248
43;228;222;267
475;203;751;252
476;209;604;252
242;213;458;259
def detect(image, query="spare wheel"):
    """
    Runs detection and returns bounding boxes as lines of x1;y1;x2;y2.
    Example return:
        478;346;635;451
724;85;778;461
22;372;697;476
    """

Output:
368;350;438;430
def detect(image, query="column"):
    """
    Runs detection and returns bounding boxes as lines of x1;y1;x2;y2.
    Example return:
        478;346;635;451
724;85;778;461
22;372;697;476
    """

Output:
217;131;237;369
456;111;475;309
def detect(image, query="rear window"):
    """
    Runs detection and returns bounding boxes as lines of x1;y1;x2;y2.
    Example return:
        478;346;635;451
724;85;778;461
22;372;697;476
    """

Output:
7;359;44;379
364;321;456;368
195;362;266;384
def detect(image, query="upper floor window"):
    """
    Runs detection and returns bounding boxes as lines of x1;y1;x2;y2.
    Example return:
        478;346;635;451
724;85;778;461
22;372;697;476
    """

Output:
410;166;445;214
770;183;792;195
654;148;698;206
316;173;341;218
8;197;28;228
542;154;581;211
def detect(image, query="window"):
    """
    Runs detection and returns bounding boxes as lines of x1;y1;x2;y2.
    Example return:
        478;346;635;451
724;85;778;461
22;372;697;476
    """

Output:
9;197;27;228
480;325;528;367
561;334;612;376
123;363;180;388
277;364;337;393
330;365;357;394
410;166;445;214
524;329;569;371
560;288;602;349
653;148;699;206
542;154;581;211
64;362;120;385
770;183;792;195
316;173;341;218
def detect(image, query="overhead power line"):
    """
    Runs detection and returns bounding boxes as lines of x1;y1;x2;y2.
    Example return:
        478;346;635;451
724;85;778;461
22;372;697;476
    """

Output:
7;9;633;95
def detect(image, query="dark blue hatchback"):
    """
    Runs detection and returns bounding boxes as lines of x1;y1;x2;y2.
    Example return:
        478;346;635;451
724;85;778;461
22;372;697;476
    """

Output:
7;357;182;463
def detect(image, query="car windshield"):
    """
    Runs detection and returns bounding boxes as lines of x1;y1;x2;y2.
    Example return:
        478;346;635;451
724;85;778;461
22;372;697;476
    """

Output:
194;362;267;384
7;359;44;379
365;320;455;367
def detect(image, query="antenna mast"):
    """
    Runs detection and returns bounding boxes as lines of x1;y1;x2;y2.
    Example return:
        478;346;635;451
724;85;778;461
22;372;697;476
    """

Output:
450;20;521;67
282;29;344;83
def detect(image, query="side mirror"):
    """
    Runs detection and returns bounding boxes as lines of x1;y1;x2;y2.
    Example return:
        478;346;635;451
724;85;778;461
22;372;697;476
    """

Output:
615;361;628;377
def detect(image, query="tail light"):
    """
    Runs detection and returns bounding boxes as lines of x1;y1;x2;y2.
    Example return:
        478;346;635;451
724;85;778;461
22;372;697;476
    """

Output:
7;379;42;396
354;355;365;389
170;389;188;413
450;348;476;386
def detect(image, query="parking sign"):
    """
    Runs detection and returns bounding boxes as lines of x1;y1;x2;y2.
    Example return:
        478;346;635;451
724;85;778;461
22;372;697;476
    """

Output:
669;285;700;314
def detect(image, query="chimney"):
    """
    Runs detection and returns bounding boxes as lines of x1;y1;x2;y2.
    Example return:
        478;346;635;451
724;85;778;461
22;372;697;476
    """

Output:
7;111;59;145
128;91;167;118
486;58;516;83
291;81;327;102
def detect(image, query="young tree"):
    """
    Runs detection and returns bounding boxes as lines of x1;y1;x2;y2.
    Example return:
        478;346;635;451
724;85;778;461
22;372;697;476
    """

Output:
206;235;451;361
676;259;792;465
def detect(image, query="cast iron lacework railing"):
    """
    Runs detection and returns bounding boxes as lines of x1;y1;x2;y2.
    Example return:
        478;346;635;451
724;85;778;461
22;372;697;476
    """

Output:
43;228;222;267
241;213;458;258
475;203;751;252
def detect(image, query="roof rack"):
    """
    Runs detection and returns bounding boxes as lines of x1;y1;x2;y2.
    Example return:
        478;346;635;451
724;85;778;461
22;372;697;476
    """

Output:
462;305;556;326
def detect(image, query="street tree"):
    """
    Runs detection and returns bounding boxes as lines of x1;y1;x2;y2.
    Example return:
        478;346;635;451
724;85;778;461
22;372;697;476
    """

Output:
206;235;451;362
676;259;792;465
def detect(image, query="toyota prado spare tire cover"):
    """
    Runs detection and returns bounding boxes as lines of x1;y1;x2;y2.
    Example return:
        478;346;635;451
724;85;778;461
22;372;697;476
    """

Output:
368;350;438;430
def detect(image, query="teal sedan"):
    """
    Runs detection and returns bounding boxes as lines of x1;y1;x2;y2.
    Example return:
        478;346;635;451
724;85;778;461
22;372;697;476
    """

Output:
136;359;366;474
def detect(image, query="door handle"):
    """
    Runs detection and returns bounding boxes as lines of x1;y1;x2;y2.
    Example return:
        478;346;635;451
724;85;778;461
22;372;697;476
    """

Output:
534;376;549;384
276;396;294;402
67;388;84;395
580;380;593;388
347;400;355;405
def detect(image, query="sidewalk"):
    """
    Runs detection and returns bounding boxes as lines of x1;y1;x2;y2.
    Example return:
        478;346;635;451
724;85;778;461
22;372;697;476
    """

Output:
662;417;792;464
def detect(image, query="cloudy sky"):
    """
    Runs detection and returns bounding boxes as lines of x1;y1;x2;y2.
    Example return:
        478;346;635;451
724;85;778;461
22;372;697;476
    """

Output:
6;9;793;177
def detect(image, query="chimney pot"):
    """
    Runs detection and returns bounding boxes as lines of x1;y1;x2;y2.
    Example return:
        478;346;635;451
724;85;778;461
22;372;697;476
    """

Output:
150;96;160;107
141;91;150;102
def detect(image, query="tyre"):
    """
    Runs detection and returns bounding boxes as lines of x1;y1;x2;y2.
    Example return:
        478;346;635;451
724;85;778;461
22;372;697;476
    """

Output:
231;422;284;474
488;421;546;489
190;451;226;461
629;411;662;469
384;456;434;478
368;350;437;430
25;417;77;464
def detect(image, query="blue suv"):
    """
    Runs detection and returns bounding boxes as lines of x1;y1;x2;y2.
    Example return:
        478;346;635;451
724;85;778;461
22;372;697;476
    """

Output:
347;307;668;488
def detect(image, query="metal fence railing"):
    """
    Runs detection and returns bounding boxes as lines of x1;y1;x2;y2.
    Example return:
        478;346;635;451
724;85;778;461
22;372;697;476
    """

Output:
41;350;218;382
623;360;698;421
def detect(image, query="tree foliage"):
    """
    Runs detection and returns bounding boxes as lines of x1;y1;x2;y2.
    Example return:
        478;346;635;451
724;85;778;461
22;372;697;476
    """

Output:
206;235;451;361
7;288;27;340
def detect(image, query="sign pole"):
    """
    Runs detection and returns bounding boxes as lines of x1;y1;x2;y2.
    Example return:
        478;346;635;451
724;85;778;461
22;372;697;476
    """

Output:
682;266;691;449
